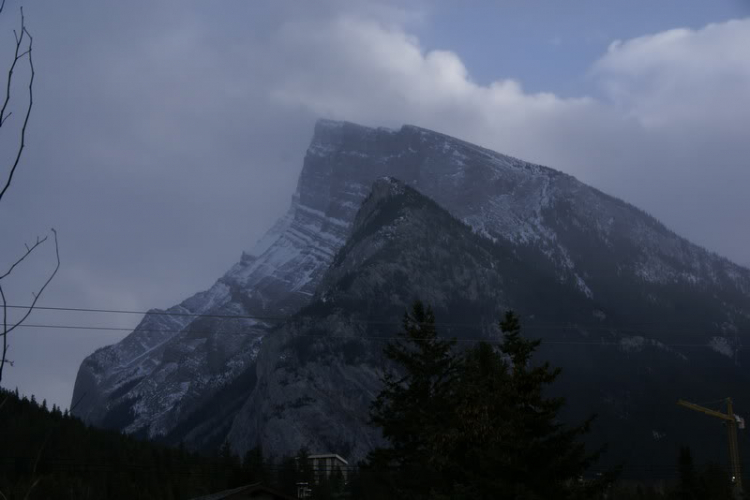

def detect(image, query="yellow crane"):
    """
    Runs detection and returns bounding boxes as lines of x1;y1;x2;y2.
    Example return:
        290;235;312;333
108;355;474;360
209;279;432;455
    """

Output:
677;398;744;494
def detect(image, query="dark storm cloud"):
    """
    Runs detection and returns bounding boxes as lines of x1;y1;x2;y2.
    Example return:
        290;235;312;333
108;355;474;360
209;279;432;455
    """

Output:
0;1;748;408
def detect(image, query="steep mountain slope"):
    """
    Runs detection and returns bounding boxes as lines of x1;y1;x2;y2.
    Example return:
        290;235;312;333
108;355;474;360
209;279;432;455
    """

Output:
226;178;750;471
72;120;750;459
223;177;554;461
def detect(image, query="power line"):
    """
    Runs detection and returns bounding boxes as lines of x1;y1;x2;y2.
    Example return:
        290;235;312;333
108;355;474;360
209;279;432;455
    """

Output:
11;322;739;348
3;303;286;322
4;303;747;336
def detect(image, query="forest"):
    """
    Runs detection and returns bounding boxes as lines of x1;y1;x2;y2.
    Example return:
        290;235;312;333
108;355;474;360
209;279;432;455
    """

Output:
0;306;737;499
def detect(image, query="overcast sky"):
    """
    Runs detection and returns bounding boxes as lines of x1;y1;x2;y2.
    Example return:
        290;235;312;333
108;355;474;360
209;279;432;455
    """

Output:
0;0;748;410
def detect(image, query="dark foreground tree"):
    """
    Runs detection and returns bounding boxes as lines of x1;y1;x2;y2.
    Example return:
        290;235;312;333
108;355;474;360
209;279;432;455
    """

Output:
360;303;610;499
366;301;458;498
459;311;609;499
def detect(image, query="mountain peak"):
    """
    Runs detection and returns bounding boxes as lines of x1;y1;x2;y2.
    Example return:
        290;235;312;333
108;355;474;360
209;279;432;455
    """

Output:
310;119;396;151
73;119;750;467
351;176;416;244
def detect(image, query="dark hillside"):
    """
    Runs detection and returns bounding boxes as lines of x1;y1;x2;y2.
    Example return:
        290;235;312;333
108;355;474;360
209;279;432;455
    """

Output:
0;388;248;499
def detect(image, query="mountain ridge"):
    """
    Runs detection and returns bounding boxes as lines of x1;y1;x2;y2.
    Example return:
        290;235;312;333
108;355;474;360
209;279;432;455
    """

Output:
72;120;750;467
224;175;750;469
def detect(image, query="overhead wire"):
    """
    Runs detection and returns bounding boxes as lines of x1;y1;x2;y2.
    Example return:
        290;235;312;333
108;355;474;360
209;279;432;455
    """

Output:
4;303;747;332
3;303;747;337
8;322;743;349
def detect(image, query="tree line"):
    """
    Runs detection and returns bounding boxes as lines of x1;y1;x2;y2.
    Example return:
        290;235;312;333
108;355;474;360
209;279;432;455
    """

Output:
0;303;738;499
348;302;736;500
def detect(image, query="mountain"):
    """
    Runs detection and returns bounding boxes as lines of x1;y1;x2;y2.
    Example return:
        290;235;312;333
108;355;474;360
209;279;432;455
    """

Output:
72;120;750;472
224;176;750;470
224;176;581;461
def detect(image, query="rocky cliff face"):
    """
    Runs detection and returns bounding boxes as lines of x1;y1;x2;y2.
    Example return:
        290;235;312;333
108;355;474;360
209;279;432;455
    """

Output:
227;177;750;470
73;120;750;469
224;178;531;461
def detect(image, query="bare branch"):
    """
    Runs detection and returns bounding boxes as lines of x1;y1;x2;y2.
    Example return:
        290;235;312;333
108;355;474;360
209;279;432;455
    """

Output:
0;233;49;280
0;229;59;383
5;229;59;337
0;6;26;128
0;11;24;128
0;0;6;16
0;6;34;203
0;284;7;383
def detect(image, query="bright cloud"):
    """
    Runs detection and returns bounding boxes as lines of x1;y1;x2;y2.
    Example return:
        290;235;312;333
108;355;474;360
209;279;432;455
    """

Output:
264;13;750;263
593;18;750;128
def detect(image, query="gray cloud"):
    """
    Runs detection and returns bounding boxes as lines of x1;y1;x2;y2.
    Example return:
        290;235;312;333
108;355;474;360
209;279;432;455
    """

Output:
266;12;750;262
0;1;748;409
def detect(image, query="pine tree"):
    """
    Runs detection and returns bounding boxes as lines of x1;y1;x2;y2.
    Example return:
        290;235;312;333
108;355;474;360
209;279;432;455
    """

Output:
365;305;609;500
367;301;458;499
473;310;607;499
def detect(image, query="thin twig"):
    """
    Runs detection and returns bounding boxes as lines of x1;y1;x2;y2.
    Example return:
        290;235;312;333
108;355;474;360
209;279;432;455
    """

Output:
0;234;49;280
0;284;7;383
0;6;34;203
5;229;59;338
0;230;59;383
0;7;25;128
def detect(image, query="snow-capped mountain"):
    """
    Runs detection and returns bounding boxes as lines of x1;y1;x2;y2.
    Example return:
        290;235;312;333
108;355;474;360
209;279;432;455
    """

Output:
72;120;750;466
224;176;750;467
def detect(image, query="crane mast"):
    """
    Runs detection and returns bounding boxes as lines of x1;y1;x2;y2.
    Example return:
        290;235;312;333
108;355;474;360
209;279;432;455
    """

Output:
677;398;743;496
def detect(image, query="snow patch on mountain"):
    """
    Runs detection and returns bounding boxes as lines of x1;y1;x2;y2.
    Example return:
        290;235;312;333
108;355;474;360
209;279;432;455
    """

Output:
72;119;750;445
709;336;735;358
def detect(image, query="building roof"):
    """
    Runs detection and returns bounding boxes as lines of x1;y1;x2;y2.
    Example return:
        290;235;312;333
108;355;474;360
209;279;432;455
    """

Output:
189;482;296;500
308;453;349;465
